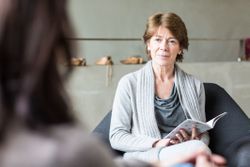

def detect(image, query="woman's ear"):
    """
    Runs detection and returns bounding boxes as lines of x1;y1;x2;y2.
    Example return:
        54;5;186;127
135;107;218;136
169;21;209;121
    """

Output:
178;50;182;55
147;43;151;52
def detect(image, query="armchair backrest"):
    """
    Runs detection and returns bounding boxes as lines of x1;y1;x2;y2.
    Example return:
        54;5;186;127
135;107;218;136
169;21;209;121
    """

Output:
204;83;250;155
92;111;124;156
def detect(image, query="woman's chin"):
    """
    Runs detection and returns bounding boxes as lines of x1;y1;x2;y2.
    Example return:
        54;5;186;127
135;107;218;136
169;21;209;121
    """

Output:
152;60;169;66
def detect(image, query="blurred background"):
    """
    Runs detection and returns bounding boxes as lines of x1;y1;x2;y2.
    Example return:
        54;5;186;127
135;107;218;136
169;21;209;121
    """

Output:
66;0;250;130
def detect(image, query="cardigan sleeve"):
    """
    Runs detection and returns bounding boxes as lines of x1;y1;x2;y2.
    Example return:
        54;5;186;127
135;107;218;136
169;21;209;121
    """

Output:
199;82;210;145
109;75;159;152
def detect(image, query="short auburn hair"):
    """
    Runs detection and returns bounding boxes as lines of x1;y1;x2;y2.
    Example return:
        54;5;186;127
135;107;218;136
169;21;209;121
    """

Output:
143;12;189;62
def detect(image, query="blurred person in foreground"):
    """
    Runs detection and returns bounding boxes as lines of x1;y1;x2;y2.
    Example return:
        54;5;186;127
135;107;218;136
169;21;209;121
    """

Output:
0;0;225;166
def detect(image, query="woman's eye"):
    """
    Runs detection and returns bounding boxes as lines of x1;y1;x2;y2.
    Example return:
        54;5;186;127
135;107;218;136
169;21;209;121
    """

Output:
155;38;162;42
169;39;177;44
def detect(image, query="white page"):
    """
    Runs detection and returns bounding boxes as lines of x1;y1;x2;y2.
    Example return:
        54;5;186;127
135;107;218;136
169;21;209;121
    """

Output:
164;112;227;139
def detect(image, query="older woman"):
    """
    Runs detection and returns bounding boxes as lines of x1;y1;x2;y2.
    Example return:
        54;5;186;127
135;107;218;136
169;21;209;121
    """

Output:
110;12;210;162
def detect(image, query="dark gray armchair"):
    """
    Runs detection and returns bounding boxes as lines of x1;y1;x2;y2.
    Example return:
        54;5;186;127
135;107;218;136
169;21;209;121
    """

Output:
93;83;250;167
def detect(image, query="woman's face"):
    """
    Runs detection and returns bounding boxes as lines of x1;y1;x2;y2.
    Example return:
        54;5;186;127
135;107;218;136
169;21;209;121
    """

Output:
147;26;181;67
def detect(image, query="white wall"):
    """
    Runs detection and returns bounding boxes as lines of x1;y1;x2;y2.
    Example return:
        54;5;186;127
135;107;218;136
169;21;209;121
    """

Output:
68;0;250;64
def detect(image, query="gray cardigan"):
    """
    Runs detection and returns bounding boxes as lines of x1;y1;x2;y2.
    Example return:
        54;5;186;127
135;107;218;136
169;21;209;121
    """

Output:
109;61;209;161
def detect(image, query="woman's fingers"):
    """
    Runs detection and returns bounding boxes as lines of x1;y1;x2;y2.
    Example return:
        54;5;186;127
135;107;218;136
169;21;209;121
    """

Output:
195;153;227;167
175;133;184;142
195;154;212;167
169;127;202;145
191;127;200;140
169;139;180;145
210;154;227;166
179;129;190;141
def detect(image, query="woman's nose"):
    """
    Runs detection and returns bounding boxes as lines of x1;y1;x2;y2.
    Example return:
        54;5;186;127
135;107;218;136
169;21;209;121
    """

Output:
160;40;169;50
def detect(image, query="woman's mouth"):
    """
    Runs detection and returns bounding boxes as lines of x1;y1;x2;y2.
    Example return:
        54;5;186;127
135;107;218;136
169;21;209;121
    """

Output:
157;53;169;57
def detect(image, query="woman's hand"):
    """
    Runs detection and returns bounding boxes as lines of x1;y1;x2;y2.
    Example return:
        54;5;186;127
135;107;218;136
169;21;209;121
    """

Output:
195;153;226;167
153;127;203;147
169;127;202;145
156;150;226;167
152;138;171;147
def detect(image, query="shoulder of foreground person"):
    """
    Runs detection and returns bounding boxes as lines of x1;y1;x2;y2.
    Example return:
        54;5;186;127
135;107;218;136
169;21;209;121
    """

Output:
0;124;155;167
55;128;156;167
52;125;155;167
0;125;114;167
0;126;155;167
49;125;117;167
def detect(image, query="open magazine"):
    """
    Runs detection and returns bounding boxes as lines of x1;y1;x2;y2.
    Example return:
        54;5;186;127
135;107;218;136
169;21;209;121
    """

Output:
164;112;227;139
